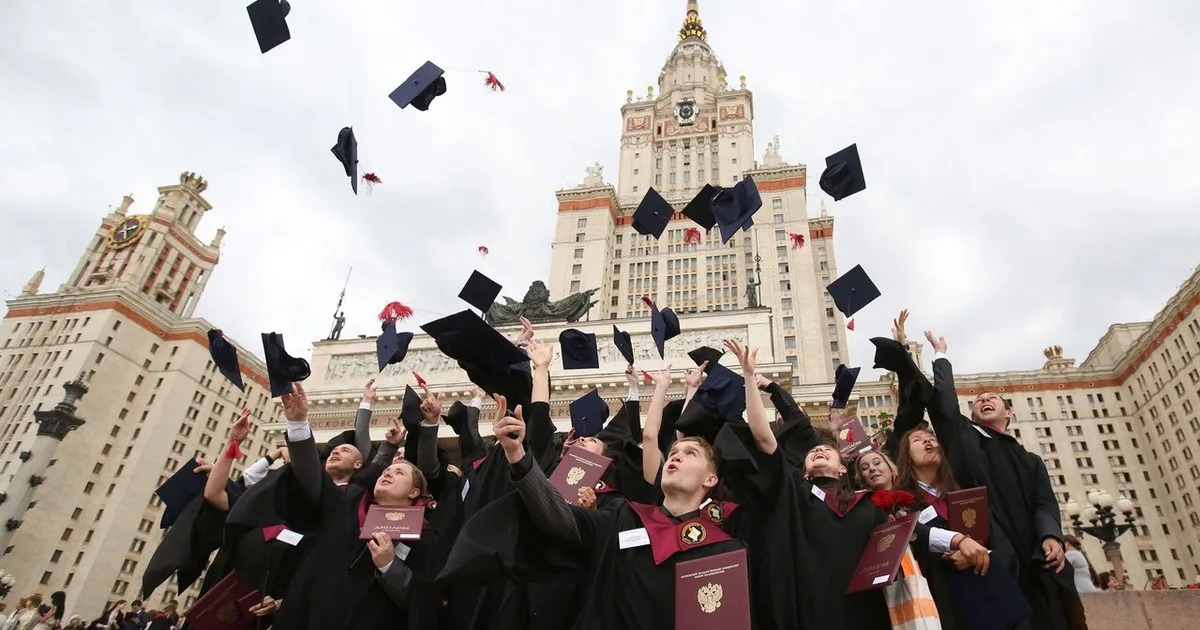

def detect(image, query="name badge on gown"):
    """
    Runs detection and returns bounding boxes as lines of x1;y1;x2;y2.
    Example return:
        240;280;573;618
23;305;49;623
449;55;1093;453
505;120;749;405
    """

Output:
618;527;650;549
811;485;827;501
277;528;303;546
461;479;470;501
918;505;938;525
394;541;411;562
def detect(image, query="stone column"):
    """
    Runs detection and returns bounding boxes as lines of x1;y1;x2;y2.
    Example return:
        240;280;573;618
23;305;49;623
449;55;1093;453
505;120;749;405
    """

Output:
0;378;88;551
1103;540;1128;588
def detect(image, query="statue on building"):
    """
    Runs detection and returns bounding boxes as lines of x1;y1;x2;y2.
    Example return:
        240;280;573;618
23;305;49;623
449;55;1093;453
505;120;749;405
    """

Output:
485;281;599;326
581;162;605;187
745;282;759;309
763;135;783;167
329;311;346;340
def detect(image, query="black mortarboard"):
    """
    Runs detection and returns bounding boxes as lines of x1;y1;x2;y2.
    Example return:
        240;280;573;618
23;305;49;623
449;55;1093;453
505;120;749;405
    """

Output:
246;0;291;54
376;322;414;373
458;270;502;313
389;61;447;111
819;143;866;201
681;184;719;231
831;364;861;409
632;188;674;239
675;364;747;443
400;385;424;433
261;332;310;398
712;423;760;477
825;264;881;328
559;329;599;370
658;399;686;455
155;458;206;528
320;429;360;462
612;325;634;365
869;337;911;374
645;299;680;359
687;346;725;374
207;329;244;391
569;389;610;437
421;310;531;410
331;127;358;195
711;176;762;244
444;401;469;436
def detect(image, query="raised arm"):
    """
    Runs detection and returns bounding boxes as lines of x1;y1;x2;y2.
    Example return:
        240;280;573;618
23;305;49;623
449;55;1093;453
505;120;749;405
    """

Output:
727;339;776;454
281;383;322;506
456;388;486;466
239;446;283;488
494;395;583;543
758;376;805;426
203;407;251;511
355;379;377;459
641;366;674;485
623;365;643;439
416;385;444;481
371;420;404;468
924;330;967;449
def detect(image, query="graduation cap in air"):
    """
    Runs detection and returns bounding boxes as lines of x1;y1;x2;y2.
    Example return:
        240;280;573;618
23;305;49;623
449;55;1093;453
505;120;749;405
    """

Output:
559;329;599;370
675;364;747;443
389;61;447;111
819;143;866;201
421;310;531;411
825;264;881;331
612;325;634;365
657;399;687;455
831;364;861;409
376;322;414;373
246;0;291;54
261;332;311;398
643;297;680;359
712;423;760;477
682;184;719;231
632;188;674;239
207;329;244;391
711;176;762;244
688;346;725;374
444;400;470;436
331;127;359;194
320;429;360;462
400;385;424;433
458;270;502;313
155;458;207;528
569;389;610;437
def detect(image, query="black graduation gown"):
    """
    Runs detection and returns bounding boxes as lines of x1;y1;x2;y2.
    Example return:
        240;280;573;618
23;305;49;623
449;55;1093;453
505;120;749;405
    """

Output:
929;358;1082;630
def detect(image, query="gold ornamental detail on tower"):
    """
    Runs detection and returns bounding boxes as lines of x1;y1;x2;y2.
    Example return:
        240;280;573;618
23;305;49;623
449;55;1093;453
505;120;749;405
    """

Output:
678;0;707;42
105;214;149;250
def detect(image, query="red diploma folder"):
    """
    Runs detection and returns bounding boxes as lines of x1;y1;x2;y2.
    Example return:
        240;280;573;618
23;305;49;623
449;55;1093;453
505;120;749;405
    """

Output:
836;417;873;459
185;571;259;630
674;548;751;630
946;486;990;545
846;514;920;594
359;505;426;541
548;446;613;505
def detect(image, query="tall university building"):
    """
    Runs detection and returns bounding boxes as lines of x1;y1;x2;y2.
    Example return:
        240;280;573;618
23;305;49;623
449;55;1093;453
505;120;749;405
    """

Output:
0;0;1197;618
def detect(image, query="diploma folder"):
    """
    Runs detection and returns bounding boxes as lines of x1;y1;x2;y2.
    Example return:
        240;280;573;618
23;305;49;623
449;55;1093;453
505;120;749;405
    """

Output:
185;571;259;630
548;446;613;505
846;514;919;594
674;548;751;630
359;505;426;541
946;486;990;545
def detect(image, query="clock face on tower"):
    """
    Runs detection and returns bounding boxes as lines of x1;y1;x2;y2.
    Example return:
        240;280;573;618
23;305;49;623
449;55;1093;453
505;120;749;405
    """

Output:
107;216;147;250
675;99;697;126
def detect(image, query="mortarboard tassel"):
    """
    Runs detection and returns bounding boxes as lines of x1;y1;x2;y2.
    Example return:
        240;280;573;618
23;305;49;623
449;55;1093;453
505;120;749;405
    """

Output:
413;371;427;388
641;296;655;310
362;173;382;194
789;232;806;249
846;319;855;331
378;301;414;323
483;72;505;92
224;439;243;461
478;245;489;256
641;370;655;384
684;227;702;244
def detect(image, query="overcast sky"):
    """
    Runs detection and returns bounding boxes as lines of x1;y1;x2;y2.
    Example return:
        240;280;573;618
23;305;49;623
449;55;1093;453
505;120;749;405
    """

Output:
1;0;1197;379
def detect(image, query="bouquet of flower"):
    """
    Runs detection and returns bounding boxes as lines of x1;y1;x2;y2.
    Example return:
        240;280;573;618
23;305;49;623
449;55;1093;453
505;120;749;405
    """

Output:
871;489;916;522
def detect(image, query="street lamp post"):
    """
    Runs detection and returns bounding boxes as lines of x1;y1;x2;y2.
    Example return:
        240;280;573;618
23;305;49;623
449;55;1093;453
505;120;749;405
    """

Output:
0;569;15;598
1065;489;1137;588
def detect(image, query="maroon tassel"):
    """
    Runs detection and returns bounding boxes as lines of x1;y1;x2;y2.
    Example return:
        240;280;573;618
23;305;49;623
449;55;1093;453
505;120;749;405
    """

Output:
847;319;855;331
379;302;414;323
642;296;655;309
484;72;505;92
789;232;805;249
413;371;427;388
641;370;655;384
684;227;702;244
224;439;243;460
478;245;489;255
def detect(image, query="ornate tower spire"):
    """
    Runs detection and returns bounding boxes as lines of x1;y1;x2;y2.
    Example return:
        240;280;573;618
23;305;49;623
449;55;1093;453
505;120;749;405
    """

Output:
678;0;707;42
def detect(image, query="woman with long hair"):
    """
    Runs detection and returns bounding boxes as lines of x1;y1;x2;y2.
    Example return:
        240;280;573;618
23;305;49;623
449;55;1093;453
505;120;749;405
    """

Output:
1063;535;1098;593
855;450;898;491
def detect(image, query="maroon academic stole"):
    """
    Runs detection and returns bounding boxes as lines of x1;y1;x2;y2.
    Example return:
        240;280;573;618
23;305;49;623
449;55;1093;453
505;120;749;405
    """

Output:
921;489;949;521
813;483;868;518
628;501;740;565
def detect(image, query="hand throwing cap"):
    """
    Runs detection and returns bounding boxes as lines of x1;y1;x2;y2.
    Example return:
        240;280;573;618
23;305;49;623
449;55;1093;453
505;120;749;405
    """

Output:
331;127;359;195
819;143;866;201
389;61;447;111
458;270;502;313
632;188;674;239
559;329;599;370
261;332;311;397
207;329;244;391
569;389;610;437
246;0;291;54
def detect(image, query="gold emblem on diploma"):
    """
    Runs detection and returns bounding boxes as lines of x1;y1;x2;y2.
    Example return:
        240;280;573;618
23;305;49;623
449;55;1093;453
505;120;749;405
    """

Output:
697;583;724;614
566;467;585;486
962;507;977;528
216;602;237;623
386;511;406;522
877;533;896;552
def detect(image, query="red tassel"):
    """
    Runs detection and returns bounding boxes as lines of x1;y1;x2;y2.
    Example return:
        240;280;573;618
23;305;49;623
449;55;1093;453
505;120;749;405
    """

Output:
478;245;489;255
379;302;414;323
413;371;427;388
362;173;382;194
641;370;654;384
846;319;855;331
789;232;805;249
684;227;702;244
224;439;243;460
484;72;505;92
642;296;655;309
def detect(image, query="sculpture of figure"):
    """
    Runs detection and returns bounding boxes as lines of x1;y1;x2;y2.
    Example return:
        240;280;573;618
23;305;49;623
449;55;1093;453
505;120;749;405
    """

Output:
329;311;346;340
582;162;605;187
745;282;759;309
485;281;599;325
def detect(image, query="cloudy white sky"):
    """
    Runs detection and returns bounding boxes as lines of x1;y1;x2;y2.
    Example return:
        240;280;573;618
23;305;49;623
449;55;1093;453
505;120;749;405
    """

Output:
1;0;1197;378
